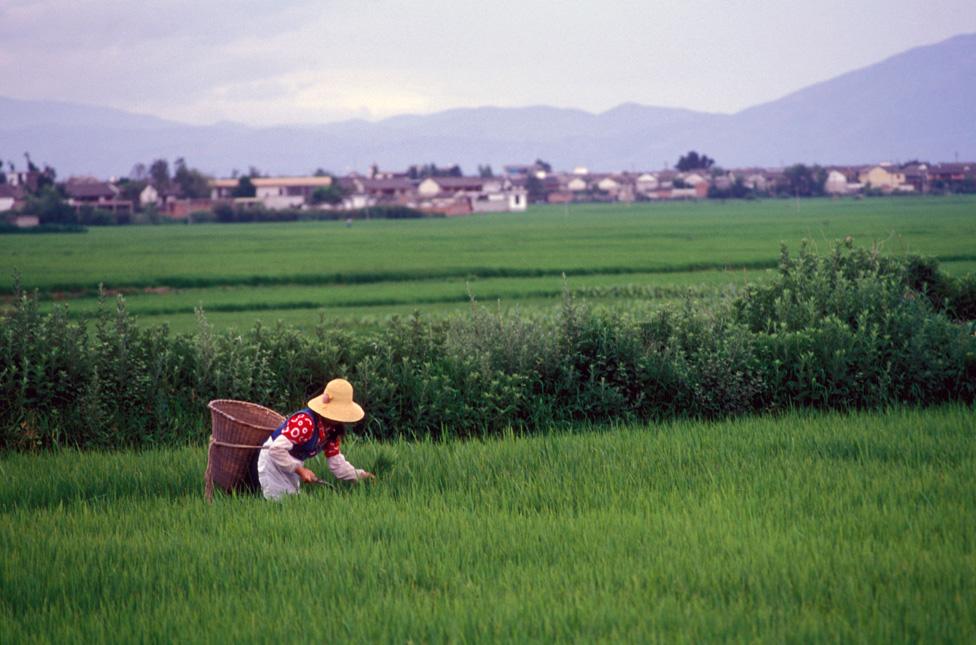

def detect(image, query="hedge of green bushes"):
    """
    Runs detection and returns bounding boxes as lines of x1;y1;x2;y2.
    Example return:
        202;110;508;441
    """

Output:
196;204;434;224
2;241;974;450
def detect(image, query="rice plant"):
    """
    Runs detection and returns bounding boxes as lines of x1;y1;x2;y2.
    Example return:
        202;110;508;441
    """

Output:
1;406;973;642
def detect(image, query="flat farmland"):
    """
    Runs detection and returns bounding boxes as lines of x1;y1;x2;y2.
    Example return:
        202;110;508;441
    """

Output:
3;196;975;331
2;406;973;642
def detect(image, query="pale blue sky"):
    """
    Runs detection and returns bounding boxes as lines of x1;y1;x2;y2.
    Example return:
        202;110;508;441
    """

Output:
1;0;974;125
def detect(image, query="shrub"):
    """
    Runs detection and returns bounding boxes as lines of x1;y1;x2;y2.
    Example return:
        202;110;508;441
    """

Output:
1;243;973;450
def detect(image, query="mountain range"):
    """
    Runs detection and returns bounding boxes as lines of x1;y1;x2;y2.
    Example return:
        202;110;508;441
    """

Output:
1;33;974;178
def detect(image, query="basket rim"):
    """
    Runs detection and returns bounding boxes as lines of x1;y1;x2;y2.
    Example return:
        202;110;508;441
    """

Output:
207;399;284;431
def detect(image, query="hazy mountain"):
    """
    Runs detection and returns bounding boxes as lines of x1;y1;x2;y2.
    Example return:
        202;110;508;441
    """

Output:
0;34;973;177
0;96;178;131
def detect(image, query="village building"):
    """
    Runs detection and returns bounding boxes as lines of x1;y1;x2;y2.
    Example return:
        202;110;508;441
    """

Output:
416;176;526;213
859;165;906;191
567;176;588;192
10;214;40;228
418;176;487;197
338;177;417;209
901;163;929;192
253;176;334;209
165;199;214;220
210;176;335;209
635;173;659;195
825;170;849;195
63;180;132;215
928;163;975;191
0;184;23;212
139;184;160;208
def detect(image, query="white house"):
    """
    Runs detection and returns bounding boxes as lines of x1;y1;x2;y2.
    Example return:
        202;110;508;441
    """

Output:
825;170;849;195
636;173;659;193
254;177;334;209
210;176;335;209
418;177;487;197
567;177;588;192
417;176;525;212
140;184;160;207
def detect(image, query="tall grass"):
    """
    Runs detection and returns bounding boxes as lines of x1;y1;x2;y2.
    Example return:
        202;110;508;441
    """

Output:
1;406;973;642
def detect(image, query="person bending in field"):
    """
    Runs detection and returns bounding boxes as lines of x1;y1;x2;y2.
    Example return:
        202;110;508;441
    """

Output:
256;378;374;500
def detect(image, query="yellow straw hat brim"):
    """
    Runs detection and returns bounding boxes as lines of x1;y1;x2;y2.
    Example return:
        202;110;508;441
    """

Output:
307;393;365;423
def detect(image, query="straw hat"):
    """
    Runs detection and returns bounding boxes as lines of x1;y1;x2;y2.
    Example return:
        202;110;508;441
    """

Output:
307;378;365;423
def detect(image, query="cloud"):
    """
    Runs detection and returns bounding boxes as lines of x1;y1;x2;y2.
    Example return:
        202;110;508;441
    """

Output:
163;68;449;124
1;0;974;124
0;0;319;49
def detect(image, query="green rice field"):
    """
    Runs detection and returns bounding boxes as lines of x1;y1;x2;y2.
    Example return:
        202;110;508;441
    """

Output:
3;196;975;331
3;198;975;642
1;406;973;642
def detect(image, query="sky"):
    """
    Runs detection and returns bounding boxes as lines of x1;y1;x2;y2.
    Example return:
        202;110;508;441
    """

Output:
1;0;975;126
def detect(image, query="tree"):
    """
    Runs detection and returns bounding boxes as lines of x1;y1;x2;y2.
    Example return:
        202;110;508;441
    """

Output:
526;174;547;203
533;159;552;174
780;164;828;197
173;157;211;198
25;185;76;225
676;151;715;172
310;182;345;206
478;164;494;178
130;163;147;181
406;163;464;179
149;159;171;190
232;176;256;198
707;177;754;200
117;178;148;205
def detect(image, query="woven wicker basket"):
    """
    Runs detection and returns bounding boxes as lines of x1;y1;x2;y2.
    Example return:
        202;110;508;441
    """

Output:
205;399;285;501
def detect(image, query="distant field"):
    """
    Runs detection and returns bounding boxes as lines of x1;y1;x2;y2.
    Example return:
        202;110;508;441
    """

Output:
4;196;975;330
2;406;973;642
37;268;761;332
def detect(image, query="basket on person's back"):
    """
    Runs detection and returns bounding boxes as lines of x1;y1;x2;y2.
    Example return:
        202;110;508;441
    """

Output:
204;399;284;500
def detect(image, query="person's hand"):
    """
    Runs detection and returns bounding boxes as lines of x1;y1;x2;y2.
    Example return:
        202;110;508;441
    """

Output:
296;466;318;483
358;471;376;480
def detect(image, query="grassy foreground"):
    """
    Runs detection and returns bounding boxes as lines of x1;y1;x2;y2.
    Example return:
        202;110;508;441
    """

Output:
1;406;974;642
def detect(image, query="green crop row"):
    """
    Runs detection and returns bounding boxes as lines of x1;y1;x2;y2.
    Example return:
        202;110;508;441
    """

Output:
2;241;973;450
3;196;975;293
35;271;747;317
1;406;973;641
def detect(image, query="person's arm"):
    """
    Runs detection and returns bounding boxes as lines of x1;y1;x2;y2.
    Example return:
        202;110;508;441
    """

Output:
327;452;372;481
267;435;302;472
271;413;319;481
324;435;374;481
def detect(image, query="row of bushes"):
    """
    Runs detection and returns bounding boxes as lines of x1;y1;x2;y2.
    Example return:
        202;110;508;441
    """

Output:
0;223;88;235
2;242;974;450
191;204;434;224
5;204;437;229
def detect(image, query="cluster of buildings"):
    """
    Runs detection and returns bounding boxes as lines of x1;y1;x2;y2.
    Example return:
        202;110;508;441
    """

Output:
2;160;974;227
529;161;976;202
209;172;527;216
